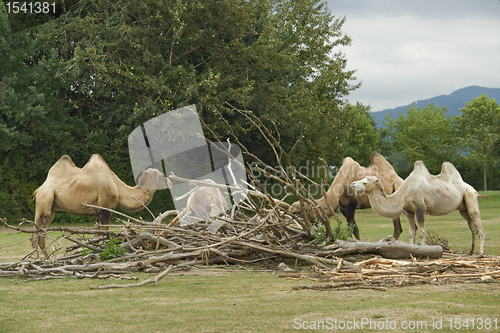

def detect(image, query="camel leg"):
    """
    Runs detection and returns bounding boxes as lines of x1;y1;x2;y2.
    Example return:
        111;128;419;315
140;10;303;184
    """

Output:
96;210;112;231
339;206;347;219
459;209;477;255
392;217;403;240
344;203;360;240
416;208;426;246
32;209;55;259
461;192;485;255
405;211;417;245
37;230;49;259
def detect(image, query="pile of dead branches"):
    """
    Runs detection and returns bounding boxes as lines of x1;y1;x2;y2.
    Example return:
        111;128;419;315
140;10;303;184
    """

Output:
0;106;340;285
0;107;497;290
0;206;339;283
284;256;500;291
1;213;496;289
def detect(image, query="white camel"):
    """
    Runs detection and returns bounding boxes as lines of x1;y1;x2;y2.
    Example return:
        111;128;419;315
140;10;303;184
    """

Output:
350;161;485;255
178;179;228;226
165;179;228;229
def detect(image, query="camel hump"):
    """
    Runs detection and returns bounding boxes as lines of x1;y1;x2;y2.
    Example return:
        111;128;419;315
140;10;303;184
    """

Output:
90;154;106;162
370;151;395;170
441;162;461;177
88;154;109;166
83;154;111;172
57;155;76;166
369;151;385;164
47;155;78;175
337;157;361;180
413;160;429;173
341;157;360;169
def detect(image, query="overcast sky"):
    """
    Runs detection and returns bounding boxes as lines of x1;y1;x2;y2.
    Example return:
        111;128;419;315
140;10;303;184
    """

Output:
326;0;500;111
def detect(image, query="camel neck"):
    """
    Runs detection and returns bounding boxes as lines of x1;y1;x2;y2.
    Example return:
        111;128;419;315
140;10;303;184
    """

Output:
321;188;340;211
367;185;404;219
116;182;156;213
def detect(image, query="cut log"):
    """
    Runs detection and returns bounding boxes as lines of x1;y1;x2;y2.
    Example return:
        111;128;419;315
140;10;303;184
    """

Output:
329;238;443;259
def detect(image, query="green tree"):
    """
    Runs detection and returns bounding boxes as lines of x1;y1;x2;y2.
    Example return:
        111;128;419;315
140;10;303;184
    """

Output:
0;2;86;217
383;103;459;175
1;0;361;218
337;103;379;165
33;0;356;162
458;95;500;190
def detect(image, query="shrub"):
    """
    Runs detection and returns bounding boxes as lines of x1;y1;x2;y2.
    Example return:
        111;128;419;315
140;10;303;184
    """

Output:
99;236;126;260
313;221;354;244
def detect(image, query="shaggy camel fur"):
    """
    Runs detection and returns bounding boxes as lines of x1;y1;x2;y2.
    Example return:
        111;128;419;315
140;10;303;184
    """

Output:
290;152;404;240
350;161;486;255
31;154;167;257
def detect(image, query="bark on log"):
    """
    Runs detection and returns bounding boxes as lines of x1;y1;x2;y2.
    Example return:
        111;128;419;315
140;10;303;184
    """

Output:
329;239;443;259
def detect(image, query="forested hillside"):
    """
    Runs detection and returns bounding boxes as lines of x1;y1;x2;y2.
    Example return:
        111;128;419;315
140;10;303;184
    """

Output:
372;86;500;128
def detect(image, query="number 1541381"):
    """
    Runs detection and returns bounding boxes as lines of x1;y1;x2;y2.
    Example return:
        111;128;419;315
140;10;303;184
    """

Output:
5;2;56;14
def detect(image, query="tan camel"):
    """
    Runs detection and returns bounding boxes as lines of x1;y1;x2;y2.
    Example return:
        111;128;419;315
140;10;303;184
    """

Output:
349;161;486;255
290;152;404;240
31;154;168;257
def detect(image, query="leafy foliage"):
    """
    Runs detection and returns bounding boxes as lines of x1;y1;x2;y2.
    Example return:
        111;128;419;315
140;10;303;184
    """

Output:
313;220;354;244
457;94;500;190
336;103;379;166
99;236;126;261
378;98;500;189
382;103;459;175
0;0;360;219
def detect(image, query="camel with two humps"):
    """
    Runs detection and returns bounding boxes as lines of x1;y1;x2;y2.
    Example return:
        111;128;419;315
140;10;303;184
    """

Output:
350;161;486;255
290;152;405;240
31;154;168;258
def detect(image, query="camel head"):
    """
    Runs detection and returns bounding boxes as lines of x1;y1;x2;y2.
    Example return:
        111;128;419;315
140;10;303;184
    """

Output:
137;168;170;190
349;176;381;195
290;201;304;214
290;200;311;215
289;200;319;221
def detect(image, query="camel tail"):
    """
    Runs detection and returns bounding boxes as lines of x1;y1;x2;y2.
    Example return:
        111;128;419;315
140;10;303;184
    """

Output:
478;195;491;199
31;189;38;203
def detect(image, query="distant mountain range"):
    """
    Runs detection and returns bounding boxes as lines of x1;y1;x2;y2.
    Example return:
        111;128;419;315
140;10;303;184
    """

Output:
371;86;500;128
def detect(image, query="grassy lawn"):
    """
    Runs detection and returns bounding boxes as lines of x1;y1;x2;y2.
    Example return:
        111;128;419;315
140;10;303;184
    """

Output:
0;191;499;332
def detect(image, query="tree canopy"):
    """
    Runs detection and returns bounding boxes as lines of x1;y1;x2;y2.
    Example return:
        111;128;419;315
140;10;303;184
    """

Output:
0;0;360;219
382;103;459;175
457;94;500;190
2;0;498;221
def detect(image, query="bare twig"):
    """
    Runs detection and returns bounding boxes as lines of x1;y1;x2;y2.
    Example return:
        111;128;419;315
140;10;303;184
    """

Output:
89;265;173;289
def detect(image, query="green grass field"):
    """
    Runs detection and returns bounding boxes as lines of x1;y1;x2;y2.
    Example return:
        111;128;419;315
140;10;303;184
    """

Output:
0;192;499;332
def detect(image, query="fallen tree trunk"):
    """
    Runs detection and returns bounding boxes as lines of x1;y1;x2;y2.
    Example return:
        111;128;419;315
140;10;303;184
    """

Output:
328;238;443;259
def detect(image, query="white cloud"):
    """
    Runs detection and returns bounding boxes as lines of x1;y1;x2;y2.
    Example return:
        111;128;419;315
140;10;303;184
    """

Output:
328;0;500;111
